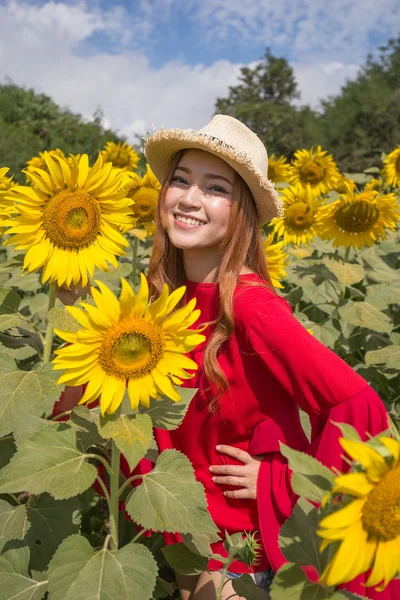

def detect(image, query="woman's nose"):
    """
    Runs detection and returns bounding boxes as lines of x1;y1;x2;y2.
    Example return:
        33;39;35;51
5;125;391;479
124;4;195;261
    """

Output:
179;184;202;207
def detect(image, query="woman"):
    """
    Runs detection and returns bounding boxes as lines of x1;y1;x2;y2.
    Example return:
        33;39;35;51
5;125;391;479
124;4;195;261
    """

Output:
140;115;396;599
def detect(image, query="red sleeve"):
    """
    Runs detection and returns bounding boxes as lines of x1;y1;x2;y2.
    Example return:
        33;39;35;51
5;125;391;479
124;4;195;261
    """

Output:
239;289;397;598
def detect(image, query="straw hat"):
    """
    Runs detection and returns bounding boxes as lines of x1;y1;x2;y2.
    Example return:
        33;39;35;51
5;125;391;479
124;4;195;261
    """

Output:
143;114;284;225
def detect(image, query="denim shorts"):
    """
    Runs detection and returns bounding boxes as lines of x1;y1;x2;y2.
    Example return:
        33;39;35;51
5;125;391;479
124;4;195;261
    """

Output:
217;568;274;595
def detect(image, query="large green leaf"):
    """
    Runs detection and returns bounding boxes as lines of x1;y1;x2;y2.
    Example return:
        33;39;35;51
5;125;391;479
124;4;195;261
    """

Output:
232;574;268;600
139;387;197;430
365;282;400;310
338;301;392;334
70;406;103;452
181;531;221;557
162;542;208;575
28;294;49;319
126;449;218;534
0;501;29;542
0;426;97;500
99;412;153;470
280;443;334;503
25;494;81;571
0;436;16;470
0;545;47;600
0;358;64;438
269;562;332;599
47;534;158;600
279;499;329;571
361;248;398;283
323;259;366;286
365;345;400;370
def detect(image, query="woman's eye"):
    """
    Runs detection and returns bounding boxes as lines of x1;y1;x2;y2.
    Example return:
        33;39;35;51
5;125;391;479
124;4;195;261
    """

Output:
171;176;187;184
210;185;228;193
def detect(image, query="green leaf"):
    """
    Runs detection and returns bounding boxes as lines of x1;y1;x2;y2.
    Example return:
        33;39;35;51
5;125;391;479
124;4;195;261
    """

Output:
232;574;267;600
25;493;81;571
0;436;16;470
0;255;24;273
0;426;97;500
13;415;56;447
70;406;103;452
338;301;392;334
48;306;82;333
365;282;400;310
0;544;48;600
181;531;221;557
152;577;174;599
47;534;158;600
162;542;208;575
279;499;329;571
126;449;218;534
99;412;153;471
0;358;64;438
0;501;29;542
323;259;365;286
0;288;21;314
331;422;361;442
139;388;197;430
269;562;331;599
7;271;41;293
365;345;400;370
28;294;48;318
361;248;398;283
280;443;334;503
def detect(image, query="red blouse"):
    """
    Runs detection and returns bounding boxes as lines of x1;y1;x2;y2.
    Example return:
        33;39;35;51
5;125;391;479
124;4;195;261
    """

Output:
154;273;399;599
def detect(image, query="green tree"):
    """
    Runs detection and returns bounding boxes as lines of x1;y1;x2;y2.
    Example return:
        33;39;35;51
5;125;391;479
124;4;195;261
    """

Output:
215;49;323;157
0;82;127;180
320;36;400;172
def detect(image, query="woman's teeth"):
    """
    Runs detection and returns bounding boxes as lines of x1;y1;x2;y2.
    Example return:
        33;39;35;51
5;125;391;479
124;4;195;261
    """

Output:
175;214;206;226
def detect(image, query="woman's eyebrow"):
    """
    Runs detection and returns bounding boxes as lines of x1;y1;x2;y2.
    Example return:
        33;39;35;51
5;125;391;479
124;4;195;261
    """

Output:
175;166;233;186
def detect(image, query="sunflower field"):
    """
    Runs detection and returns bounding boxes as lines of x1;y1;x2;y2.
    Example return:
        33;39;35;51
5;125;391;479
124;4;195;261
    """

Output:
0;141;399;600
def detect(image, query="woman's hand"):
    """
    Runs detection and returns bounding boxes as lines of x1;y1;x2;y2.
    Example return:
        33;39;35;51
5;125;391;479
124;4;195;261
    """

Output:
56;282;91;306
209;445;263;500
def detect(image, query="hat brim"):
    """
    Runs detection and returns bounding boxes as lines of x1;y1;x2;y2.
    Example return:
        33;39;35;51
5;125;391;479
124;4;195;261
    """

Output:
144;128;283;225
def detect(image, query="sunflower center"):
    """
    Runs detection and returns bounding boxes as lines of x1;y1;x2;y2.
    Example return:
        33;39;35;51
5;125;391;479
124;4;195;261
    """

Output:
99;318;164;379
42;188;101;249
285;202;314;231
362;465;400;540
109;150;130;168
300;160;325;185
335;199;380;233
132;188;158;224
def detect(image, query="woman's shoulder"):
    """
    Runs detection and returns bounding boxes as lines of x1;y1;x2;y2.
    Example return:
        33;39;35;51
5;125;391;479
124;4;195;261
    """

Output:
234;274;293;320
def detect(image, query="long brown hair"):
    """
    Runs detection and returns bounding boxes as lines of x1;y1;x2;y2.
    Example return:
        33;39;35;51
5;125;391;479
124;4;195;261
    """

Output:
148;149;277;412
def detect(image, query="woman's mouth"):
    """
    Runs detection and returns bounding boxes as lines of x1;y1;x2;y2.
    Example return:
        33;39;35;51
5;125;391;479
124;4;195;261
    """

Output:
173;214;207;228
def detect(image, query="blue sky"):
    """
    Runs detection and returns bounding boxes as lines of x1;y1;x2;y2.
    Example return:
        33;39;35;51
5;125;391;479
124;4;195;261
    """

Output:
1;0;399;141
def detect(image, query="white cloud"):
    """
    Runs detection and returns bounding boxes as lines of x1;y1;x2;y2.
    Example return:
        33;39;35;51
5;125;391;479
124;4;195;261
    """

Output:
0;1;385;143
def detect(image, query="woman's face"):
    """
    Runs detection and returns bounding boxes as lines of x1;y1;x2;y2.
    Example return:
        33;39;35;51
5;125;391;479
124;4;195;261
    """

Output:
164;149;235;252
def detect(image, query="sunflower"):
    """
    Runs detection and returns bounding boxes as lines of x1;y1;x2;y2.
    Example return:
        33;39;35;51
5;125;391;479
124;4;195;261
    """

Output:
263;233;290;288
121;164;161;237
52;274;206;415
2;153;135;287
331;175;356;195
270;184;325;246
101;141;140;172
0;167;18;227
382;147;400;188
316;187;400;250
25;149;66;183
289;146;340;195
364;177;385;192
318;436;400;590
267;154;291;183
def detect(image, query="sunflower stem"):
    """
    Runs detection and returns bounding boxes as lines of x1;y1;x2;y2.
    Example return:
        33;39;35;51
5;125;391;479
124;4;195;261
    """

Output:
42;281;57;364
130;236;139;289
109;440;120;551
